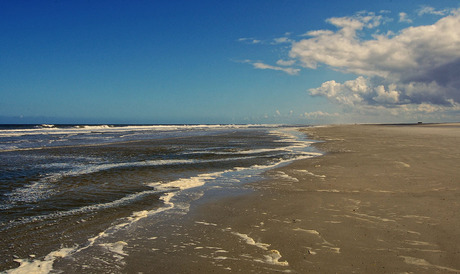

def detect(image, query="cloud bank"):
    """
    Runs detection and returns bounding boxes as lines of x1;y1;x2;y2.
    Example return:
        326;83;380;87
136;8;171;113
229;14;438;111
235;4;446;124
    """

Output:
292;10;460;107
245;7;460;121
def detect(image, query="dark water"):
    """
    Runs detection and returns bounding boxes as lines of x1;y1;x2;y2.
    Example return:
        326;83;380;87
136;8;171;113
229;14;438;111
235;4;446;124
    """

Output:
0;124;319;272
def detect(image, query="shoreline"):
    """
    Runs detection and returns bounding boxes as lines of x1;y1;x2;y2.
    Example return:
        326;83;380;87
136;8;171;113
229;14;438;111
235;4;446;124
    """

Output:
2;125;316;273
122;123;460;273
6;123;459;273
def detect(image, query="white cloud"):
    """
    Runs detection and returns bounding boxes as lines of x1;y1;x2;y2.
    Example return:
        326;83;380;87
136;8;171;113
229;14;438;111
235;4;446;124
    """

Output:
399;12;412;23
239;59;299;75
326;11;384;36
290;13;389;72
241;9;460;122
290;10;460;109
272;37;293;44
301;111;342;124
373;85;400;104
309;77;370;106
238;37;261;44
276;59;296;66
417;6;452;16
302;30;334;37
303;111;339;119
417;103;440;113
252;62;300;75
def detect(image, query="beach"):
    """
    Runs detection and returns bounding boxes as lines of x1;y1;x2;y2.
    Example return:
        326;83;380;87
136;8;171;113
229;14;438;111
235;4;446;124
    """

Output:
121;123;460;273
0;125;316;273
3;123;460;273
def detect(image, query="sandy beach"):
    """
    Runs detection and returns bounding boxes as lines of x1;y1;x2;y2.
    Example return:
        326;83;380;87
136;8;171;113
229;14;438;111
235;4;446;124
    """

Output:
123;123;460;273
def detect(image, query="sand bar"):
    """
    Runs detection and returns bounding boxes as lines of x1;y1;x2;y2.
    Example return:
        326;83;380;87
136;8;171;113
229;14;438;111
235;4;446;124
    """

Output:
124;123;460;273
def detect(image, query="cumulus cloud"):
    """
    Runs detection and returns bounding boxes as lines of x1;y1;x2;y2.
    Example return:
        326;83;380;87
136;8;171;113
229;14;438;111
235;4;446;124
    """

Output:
290;9;460;110
309;77;403;106
240;7;460;121
290;12;388;73
373;85;400;104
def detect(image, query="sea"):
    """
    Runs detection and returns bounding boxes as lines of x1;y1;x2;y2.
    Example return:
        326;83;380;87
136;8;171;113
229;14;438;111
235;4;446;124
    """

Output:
0;124;320;273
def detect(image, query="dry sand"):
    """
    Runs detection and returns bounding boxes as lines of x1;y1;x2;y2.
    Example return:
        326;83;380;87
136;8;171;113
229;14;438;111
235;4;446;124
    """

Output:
126;123;460;273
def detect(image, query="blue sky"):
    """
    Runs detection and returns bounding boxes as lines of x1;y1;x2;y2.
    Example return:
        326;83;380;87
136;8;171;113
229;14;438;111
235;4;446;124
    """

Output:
1;0;459;124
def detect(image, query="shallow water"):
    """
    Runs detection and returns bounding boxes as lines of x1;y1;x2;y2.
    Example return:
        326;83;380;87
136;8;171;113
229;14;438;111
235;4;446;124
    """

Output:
0;124;318;272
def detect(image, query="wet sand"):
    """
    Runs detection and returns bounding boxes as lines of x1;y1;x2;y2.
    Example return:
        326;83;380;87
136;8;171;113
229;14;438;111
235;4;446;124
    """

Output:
125;123;460;273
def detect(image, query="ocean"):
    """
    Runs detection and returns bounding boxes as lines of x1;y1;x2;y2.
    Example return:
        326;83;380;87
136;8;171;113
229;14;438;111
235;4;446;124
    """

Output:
0;124;320;273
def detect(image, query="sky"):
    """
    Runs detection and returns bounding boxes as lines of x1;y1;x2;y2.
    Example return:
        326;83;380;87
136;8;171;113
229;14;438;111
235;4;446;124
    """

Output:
1;0;460;124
